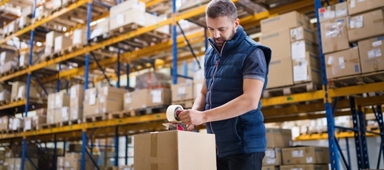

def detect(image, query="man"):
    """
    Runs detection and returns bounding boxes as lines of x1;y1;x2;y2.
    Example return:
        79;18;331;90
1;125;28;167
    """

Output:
178;0;272;170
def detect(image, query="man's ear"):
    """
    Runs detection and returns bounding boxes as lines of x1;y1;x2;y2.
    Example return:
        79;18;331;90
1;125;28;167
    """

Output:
234;18;240;30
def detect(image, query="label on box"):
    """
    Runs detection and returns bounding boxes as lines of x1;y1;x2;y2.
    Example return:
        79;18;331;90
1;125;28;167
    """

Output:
306;157;313;163
338;57;345;69
294;64;308;82
65;161;70;167
292;168;303;170
17;86;25;99
151;90;162;103
350;0;356;8
292;41;306;60
100;96;105;103
178;87;186;95
117;14;124;26
266;158;276;164
327;56;334;65
373;40;382;47
90;93;96;105
104;87;108;95
291;28;303;41
336;9;347;17
265;149;276;157
355;16;363;28
125;96;131;103
368;49;382;58
72;109;78;118
292;150;304;157
20;55;25;66
349;19;356;29
25;120;31;130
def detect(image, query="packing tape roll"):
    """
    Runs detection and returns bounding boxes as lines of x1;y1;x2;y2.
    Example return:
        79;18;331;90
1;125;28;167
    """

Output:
166;105;184;123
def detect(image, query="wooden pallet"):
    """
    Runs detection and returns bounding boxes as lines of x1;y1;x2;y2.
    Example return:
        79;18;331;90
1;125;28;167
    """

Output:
0;69;16;77
367;125;379;131
107;110;135;119
0;100;10;106
172;99;194;109
42;123;58;129
84;114;108;123
89;33;110;44
263;82;320;98
66;44;84;53
59;119;82;126
328;71;384;88
134;105;168;116
15;65;29;71
9;127;23;133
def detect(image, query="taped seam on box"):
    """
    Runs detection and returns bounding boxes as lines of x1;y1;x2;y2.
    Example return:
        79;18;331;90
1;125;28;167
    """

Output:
150;133;158;157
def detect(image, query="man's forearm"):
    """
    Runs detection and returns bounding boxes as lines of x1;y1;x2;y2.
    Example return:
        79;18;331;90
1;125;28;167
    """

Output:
191;93;206;111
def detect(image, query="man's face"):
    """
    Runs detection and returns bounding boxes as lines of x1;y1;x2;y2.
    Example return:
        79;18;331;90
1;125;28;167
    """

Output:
206;16;239;48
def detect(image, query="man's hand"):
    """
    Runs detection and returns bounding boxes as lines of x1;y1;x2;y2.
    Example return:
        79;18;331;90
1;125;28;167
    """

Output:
178;109;206;126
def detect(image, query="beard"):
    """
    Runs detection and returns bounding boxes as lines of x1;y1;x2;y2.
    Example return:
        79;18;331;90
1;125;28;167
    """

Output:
214;28;236;49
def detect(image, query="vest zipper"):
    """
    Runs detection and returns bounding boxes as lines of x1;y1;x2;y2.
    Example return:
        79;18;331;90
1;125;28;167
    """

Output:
208;42;226;155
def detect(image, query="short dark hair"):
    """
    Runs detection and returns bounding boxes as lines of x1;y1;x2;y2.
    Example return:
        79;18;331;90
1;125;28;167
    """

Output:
206;0;238;21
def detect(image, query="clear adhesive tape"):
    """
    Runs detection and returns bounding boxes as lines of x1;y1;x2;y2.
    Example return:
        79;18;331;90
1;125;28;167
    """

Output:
166;105;184;123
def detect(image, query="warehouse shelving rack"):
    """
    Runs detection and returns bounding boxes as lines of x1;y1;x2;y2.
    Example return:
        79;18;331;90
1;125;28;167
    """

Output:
0;0;383;169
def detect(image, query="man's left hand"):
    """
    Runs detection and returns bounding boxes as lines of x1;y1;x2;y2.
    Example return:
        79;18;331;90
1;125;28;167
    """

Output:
178;109;206;126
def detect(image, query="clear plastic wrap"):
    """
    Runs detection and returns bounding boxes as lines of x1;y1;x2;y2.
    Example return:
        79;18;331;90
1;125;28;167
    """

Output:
135;71;172;90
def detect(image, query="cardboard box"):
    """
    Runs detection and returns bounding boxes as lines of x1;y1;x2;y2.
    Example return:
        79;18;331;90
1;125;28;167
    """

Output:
262;166;279;170
109;9;146;31
64;153;98;170
11;82;39;101
0;60;17;74
84;88;97;106
358;36;384;73
147;88;172;107
131;89;149;110
54;35;72;52
193;69;204;83
47;109;55;124
84;100;100;116
347;9;384;42
266;128;292;148
0;90;11;102
263;148;282;166
98;96;123;114
48;93;56;109
32;115;46;128
318;2;348;22
280;164;329;170
325;47;361;79
73;28;87;45
260;11;311;33
10;117;23;131
0;116;11;131
19;51;38;67
291;40;318;60
290;26;317;44
57;156;65;167
260;28;291;60
267;57;293;88
110;0;145;16
134;131;216;170
19;15;31;28
0;83;12;92
348;0;384;15
320;17;350;54
282;146;330;164
70;84;84;107
70;106;83;120
55;107;70;123
0;51;16;64
46;31;61;47
91;17;110;39
97;86;126;98
171;82;194;101
55;92;70;108
23;117;32;131
35;108;47;116
293;52;321;84
7;21;18;34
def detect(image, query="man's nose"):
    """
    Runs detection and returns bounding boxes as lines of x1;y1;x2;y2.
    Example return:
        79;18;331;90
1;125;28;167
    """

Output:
213;31;220;38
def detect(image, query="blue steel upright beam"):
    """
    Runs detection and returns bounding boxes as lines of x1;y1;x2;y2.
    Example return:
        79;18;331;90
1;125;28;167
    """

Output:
357;105;370;169
125;135;128;165
314;0;340;170
172;0;177;85
126;64;130;90
117;49;121;88
350;97;367;170
82;2;93;170
57;64;61;92
22;0;37;169
53;134;57;170
114;126;119;166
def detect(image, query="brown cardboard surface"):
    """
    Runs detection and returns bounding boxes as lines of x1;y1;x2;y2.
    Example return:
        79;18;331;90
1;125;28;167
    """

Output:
293;52;321;84
280;164;329;170
261;11;311;33
84;88;97;106
262;166;279;170
47;109;55;124
171;82;194;101
98;96;123;114
282;147;330;164
260;28;291;60
290;26;317;44
32;115;46;128
325;47;361;79
318;2;348;22
13;158;38;170
11;81;25;101
147;88;172;107
35;108;47;116
123;92;132;111
83;100;100;116
97;86;127;97
131;89;149;110
358;36;384;73
291;40;318;60
134;131;216;170
266;128;292;148
348;0;384;15
70;106;83;120
55;92;70;108
54;107;70;123
320;17;350;54
267;57;294;88
347;9;384;42
263;148;282;166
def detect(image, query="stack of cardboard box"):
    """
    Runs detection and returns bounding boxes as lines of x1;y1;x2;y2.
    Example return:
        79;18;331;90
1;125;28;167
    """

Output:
262;128;292;170
10;81;40;102
70;84;84;121
0;116;11;132
260;11;320;89
0;83;11;104
60;152;98;170
320;1;384;79
23;108;46;131
0;51;17;76
281;146;330;170
171;77;194;108
44;31;61;58
47;91;70;124
84;86;126;117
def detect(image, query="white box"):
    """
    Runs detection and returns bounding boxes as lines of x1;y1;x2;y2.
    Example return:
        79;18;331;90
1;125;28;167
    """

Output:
7;21;18;34
0;60;17;74
110;0;145;16
21;6;33;16
46;31;61;47
19;15;31;28
73;28;87;45
0;51;16;64
54;35;72;52
109;9;146;31
90;17;109;39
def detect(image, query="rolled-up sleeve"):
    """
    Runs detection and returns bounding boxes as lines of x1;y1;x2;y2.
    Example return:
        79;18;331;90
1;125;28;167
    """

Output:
243;48;267;82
